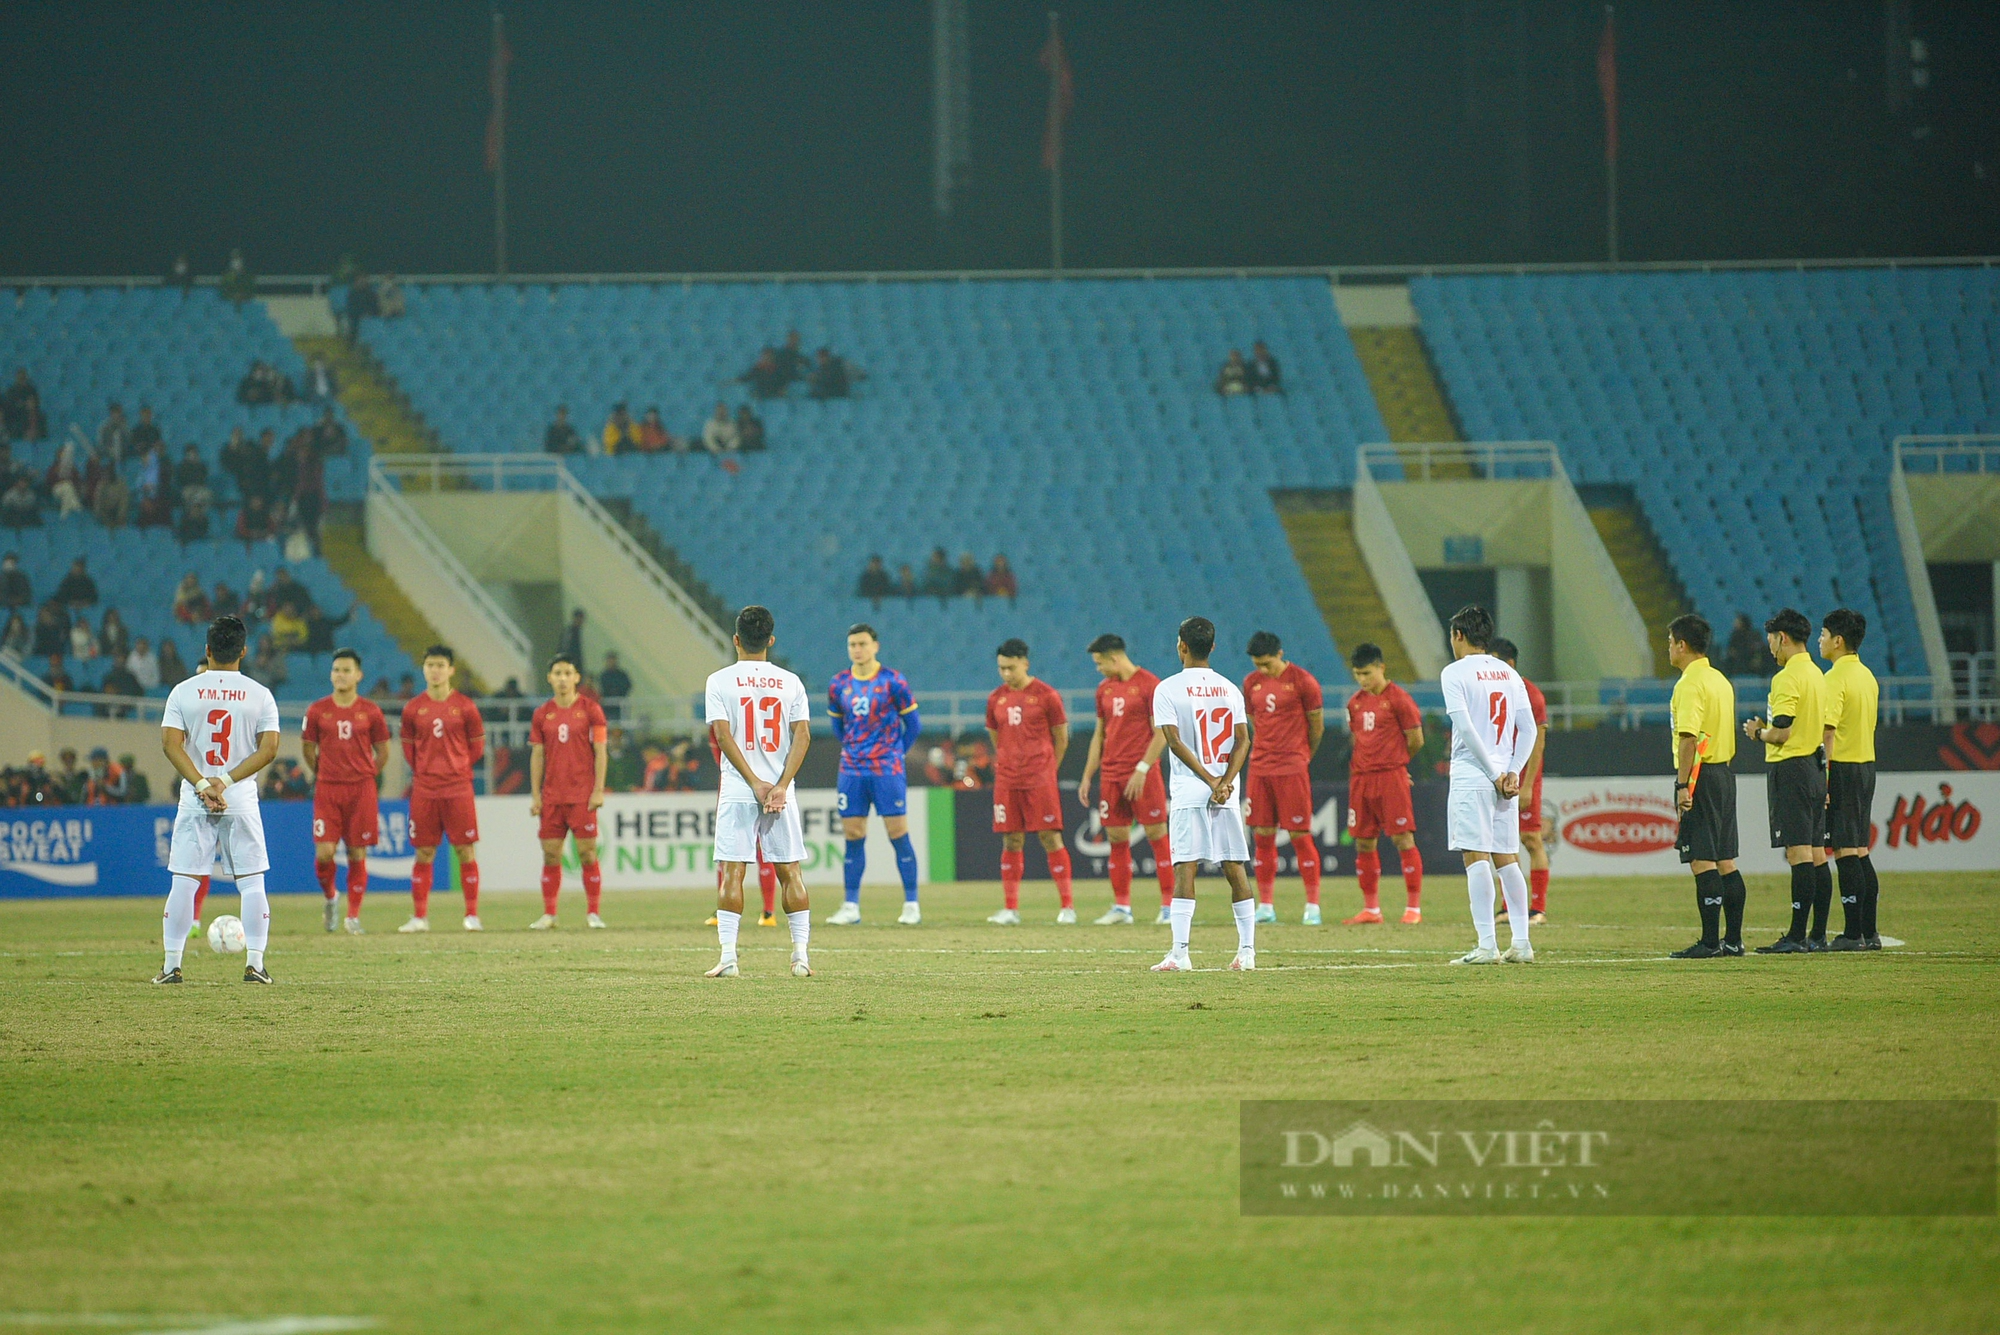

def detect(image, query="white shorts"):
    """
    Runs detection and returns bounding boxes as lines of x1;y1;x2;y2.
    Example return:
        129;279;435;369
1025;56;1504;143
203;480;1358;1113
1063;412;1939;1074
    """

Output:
1168;803;1250;866
715;797;805;865
1447;780;1519;855
167;804;271;878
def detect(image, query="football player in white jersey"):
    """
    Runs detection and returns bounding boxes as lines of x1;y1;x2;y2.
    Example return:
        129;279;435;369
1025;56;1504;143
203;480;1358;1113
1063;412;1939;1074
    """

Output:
1438;605;1538;965
702;605;815;978
1139;616;1257;972
154;616;283;984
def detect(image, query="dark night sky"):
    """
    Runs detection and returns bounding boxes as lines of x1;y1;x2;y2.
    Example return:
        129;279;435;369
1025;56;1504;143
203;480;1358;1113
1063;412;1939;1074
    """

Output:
1;1;1995;277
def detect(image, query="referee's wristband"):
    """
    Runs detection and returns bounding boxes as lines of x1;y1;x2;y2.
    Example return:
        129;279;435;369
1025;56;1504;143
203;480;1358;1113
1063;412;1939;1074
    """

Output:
1674;781;1689;791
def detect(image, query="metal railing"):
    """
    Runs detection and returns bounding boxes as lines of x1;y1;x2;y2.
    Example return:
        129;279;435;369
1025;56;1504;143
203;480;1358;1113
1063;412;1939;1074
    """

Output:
1359;440;1559;482
1893;434;2000;474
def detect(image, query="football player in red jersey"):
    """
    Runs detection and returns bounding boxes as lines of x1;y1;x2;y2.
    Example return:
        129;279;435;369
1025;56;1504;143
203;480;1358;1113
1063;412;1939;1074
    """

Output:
527;653;609;930
985;638;1073;924
301;648;390;934
397;645;485;932
1077;633;1175;924
1491;638;1549;923
1242;631;1327;924
1344;642;1427;925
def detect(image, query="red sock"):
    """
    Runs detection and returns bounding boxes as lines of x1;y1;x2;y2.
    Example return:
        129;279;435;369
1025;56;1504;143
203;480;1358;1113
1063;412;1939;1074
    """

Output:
1295;834;1322;905
1253;833;1278;904
541;864;561;915
1356;847;1382;911
193;876;210;920
411;859;433;918
758;854;777;916
1530;867;1549;915
1400;846;1424;908
346;865;367;918
1048;847;1074;909
1107;841;1133;907
584;860;603;915
316;858;337;899
1001;849;1024;910
460;860;480;917
1153;831;1175;905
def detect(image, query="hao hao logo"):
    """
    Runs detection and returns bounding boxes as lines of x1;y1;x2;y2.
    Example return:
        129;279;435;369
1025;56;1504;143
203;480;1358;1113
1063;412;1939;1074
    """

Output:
1557;788;1678;855
1884;783;1981;849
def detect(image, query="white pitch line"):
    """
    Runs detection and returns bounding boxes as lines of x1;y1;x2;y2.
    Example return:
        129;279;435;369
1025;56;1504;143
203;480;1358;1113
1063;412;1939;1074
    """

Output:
0;1321;374;1335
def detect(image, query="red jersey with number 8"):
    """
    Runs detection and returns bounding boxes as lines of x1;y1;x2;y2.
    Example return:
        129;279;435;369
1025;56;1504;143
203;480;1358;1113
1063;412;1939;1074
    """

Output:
532;695;609;804
303;696;389;786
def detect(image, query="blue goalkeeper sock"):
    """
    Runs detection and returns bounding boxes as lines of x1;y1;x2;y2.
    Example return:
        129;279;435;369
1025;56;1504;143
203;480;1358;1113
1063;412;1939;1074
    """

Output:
891;833;919;901
843;838;866;903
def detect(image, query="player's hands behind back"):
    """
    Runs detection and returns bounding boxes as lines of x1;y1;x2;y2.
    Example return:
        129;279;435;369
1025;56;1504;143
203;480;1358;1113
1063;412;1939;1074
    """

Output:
1494;772;1520;801
1208;778;1235;808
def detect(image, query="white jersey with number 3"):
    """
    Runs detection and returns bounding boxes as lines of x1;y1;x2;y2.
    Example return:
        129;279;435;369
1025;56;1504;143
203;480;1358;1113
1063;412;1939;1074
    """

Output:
1152;666;1247;810
1439;653;1535;783
161;669;280;812
704;661;812;804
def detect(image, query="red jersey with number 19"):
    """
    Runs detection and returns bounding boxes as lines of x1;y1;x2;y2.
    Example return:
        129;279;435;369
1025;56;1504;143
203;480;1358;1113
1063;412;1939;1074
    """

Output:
532;695;609;804
303;696;389;786
400;691;485;798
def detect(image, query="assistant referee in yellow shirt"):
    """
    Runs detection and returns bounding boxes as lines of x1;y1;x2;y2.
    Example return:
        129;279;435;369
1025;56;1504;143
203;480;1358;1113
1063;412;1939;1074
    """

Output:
1743;608;1828;954
1667;614;1743;958
1820;608;1881;950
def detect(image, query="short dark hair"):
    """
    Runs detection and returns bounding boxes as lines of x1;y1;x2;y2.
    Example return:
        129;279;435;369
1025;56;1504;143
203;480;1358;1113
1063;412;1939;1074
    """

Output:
847;623;879;642
996;637;1030;660
424;644;455;665
1667;614;1711;655
331;646;363;669
205;615;247;665
1764;608;1812;645
1490;637;1518;665
1179;617;1216;660
548;652;579;671
1246;630;1282;658
1822;607;1867;651
736;605;775;652
1087;633;1126;655
1349;642;1384;669
1448;605;1493;650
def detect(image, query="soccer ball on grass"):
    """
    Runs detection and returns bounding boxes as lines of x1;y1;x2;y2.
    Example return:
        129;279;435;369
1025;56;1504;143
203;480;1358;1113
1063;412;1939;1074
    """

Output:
208;915;246;955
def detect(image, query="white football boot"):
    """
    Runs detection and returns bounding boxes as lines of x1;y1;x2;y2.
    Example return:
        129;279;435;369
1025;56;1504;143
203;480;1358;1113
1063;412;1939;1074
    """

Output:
987;908;1021;925
344;918;365;935
790;951;813;977
463;915;483;932
528;913;557;931
1150;951;1194;972
1501;941;1535;963
1229;948;1256;971
586;913;607;929
1094;905;1134;925
323;897;340;933
1153;905;1172;925
1301;903;1322;926
897;902;922;925
397;916;429;933
1055;907;1077;925
826;901;862;926
1450;945;1502;964
704;956;740;978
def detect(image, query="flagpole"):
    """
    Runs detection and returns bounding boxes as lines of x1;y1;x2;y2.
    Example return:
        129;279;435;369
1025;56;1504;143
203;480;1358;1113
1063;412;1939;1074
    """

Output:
1603;4;1618;267
492;9;508;278
1047;10;1064;272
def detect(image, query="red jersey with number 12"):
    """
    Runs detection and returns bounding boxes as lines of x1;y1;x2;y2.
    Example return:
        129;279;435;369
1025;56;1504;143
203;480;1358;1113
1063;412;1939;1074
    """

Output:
400;690;485;798
987;679;1067;786
1243;663;1324;777
1346;682;1422;775
532;695;608;804
303;695;389;786
1095;667;1161;777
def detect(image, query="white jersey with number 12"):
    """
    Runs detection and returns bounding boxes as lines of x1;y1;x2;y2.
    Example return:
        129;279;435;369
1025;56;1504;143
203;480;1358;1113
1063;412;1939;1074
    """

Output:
160;669;281;813
1439;653;1535;783
1152;666;1247;810
704;661;812;804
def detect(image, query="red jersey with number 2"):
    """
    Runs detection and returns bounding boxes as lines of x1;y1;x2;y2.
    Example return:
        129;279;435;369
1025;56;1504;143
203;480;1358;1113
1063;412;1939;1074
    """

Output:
303;696;389;786
532;695;608;804
401;690;485;798
1243;663;1324;777
987;680;1067;786
1347;682;1422;775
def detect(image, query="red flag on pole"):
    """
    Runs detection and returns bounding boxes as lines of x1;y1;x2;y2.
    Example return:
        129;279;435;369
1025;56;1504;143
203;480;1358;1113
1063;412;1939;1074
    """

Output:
1596;6;1618;165
485;13;512;173
1039;21;1073;172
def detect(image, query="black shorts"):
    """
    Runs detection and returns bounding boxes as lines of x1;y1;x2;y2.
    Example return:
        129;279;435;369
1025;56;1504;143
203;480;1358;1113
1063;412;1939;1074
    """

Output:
1826;760;1876;849
1677;763;1738;864
1767;755;1827;849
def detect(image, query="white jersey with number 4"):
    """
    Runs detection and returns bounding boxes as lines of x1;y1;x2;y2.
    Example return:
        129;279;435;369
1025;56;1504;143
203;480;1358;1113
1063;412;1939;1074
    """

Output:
161;669;280;812
1152;666;1247;810
1439;653;1536;783
704;660;812;804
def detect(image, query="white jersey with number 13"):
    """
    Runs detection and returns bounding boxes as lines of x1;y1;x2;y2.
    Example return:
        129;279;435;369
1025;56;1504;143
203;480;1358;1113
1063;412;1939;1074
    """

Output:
704;662;812;804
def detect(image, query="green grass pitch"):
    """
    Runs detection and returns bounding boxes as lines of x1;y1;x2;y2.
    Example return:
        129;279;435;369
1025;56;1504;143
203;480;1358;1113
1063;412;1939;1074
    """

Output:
2;873;1995;1334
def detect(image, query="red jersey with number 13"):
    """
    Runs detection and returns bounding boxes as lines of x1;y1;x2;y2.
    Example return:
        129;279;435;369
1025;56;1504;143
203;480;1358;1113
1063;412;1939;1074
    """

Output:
401;690;485;798
1095;667;1161;777
987;680;1067;786
303;696;389;786
1243;664;1324;777
532;695;608;804
1347;682;1422;775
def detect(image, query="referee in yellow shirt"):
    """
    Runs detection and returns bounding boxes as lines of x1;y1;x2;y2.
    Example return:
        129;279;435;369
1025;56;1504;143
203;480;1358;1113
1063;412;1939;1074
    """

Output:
1667;615;1744;958
1820;608;1881;950
1743;608;1828;954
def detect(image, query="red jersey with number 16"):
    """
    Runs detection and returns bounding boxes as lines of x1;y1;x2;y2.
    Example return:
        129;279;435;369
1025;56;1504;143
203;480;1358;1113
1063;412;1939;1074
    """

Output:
1095;667;1161;777
303;696;389;786
1347;682;1423;775
986;679;1067;786
532;695;608;804
401;690;485;798
1243;663;1324;777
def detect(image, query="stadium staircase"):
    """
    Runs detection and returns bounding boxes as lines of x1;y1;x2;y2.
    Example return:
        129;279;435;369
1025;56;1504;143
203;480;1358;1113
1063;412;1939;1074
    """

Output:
290;334;442;458
1270;490;1415;681
1581;485;1689;676
1346;323;1477;479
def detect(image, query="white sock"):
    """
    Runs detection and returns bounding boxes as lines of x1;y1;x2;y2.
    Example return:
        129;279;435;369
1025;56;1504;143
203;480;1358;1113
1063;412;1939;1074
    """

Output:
716;909;741;960
1232;897;1256;952
163;874;198;970
1497;862;1531;946
1169;897;1196;956
238;873;269;968
1466;861;1497;951
787;909;811;954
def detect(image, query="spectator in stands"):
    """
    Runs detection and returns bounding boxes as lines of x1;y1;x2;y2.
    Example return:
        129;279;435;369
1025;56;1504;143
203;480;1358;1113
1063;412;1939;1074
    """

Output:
97;661;142;718
808;347;862;400
1723;613;1774;677
174;444;208;496
68;614;97;663
236;360;293;407
599;652;631;699
895;563;917;600
178;482;213;541
220;427;258;499
126;636;160;692
32;600;69;660
134;443;171;527
45;443;86;518
270;600;308;652
738;348;787;400
398;672;418;699
857;554;893;605
56;558;98;609
97;402;131;467
343;271;379;342
286;431;326;554
1247;341;1282;394
986;553;1018;601
167;254;194;294
172;573;209;624
156;636;188;682
93;464;131;529
121;755;150;804
0;553;28;609
248;632;288;689
921;548;955;604
636;407;675;453
212;579;243;624
270;567;314;617
236;494;273;544
543;405;583;455
1;611;29;660
773;330;810;388
953;552;985;600
129;405;164;458
3;370;45;442
306;356;339;405
1215;349;1249;396
735;404;766;452
601;402;639;456
702;402;739;453
312;407;349;457
559;607;587;662
98;608;130;663
370;676;394;701
375;274;406;318
1;475;40;528
44;658;73;693
302;602;349;655
85;748;130;801
219;249;256;306
51;749;85;805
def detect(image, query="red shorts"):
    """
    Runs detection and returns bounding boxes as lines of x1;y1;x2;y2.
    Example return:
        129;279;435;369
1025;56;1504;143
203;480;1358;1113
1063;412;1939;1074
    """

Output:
410;791;480;848
538;801;600;842
1099;767;1167;828
312;781;379;849
1246;770;1314;831
992;778;1063;833
1518;776;1545;832
1347;769;1415;840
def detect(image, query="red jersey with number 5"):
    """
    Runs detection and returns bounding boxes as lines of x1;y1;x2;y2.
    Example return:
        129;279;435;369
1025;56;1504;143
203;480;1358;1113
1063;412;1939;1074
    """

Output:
303;695;389;786
987;679;1067;787
532;695;609;804
400;690;485;798
1095;667;1161;777
1243;663;1324;778
1346;682;1422;775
